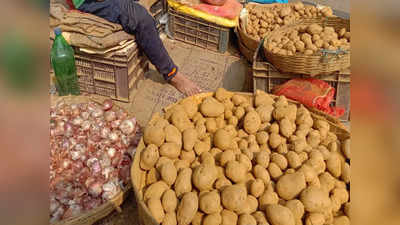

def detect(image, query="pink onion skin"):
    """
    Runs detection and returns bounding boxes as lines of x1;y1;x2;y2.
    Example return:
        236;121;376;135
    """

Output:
103;99;113;111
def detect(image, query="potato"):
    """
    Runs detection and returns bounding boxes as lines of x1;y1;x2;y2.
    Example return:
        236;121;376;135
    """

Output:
215;88;234;102
238;214;257;225
344;203;350;217
181;128;197;151
304;49;313;55
180;150;196;164
214;129;232;150
147;167;161;185
307;24;323;35
232;94;248;106
294;40;305;52
243;111;262;134
171;109;193;132
177;192;199;225
341;162;350;184
221;184;247;212
256;150;270;168
321;7;333;17
147;198;165;223
174;168;192;198
238;154;252;172
193;162;218;190
298;164;317;183
259;189;279;210
140;144;160;170
331;188;349;205
159;142;181;159
160;161;178;186
252;211;268;225
199;191;222;214
266;204;295;225
165;125;182;147
205;118;218;133
215;177;232;191
191;212;204;225
174;160;190;171
219;150;235;166
228;116;238;126
344;32;350;41
234;106;246;119
256;104;274;123
333;216;350;225
203;213;222;225
156;157;173;171
226;160;247;183
271;153;288;170
319;172;335;193
276;172;306;200
255;90;275;107
269;133;282;149
300;186;331;213
341;138;350;159
305;213;325;225
144;125;166;147
242;148;254;160
268;162;283;180
286;151;301;169
180;98;198;119
162;212;177;225
221;209;238;225
250;178;265;198
306;130;321;148
286;199;305;220
255;131;269;145
162;189;178;213
193;141;210;156
200;97;224;117
237;195;258;214
326;153;342;178
253;164;271;184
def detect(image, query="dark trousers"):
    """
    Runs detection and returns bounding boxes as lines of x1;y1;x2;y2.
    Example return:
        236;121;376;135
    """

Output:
78;0;177;80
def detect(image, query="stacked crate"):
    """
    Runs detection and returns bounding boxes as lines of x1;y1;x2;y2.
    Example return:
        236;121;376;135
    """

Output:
74;42;149;102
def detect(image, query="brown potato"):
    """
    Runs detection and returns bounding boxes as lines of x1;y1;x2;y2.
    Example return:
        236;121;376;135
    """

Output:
221;209;238;225
147;198;165;223
141;144;160;170
221;184;247;212
226;160;247;183
199;191;222;214
177;192;199;225
265;204;295;225
162;189;178;213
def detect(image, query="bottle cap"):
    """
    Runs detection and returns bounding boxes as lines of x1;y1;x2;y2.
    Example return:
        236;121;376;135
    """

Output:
54;27;62;36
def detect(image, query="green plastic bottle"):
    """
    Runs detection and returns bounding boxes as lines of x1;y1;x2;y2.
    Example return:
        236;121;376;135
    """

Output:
51;27;80;96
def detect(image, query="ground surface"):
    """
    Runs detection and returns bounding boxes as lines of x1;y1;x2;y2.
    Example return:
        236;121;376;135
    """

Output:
55;1;350;224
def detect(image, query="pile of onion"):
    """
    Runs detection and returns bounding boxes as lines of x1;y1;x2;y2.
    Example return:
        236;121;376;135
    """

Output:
50;99;140;222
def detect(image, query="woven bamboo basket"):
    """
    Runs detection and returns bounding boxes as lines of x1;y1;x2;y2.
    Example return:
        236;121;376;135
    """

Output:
263;17;350;76
130;92;350;225
50;95;132;225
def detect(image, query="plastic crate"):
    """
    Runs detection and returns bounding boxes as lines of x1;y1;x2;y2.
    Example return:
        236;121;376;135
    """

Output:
168;7;230;53
74;43;149;102
149;0;167;33
252;41;351;122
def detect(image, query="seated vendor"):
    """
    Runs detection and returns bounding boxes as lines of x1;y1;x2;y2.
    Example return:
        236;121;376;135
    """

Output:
67;0;202;96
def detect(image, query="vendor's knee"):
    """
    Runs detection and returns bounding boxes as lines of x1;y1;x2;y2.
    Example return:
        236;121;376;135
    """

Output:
133;3;156;28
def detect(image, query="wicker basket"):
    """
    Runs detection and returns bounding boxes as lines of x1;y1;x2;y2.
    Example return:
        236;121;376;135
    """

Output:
263;17;350;76
130;92;350;225
50;95;132;225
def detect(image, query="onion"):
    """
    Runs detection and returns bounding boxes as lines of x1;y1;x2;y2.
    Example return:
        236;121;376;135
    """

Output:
108;131;120;142
111;120;121;129
91;108;104;118
64;122;74;137
104;111;116;122
72;117;83;126
70;151;81;161
119;119;136;135
107;148;116;158
100;127;111;139
103;99;113;111
81;111;90;120
88;182;103;197
81;120;91;131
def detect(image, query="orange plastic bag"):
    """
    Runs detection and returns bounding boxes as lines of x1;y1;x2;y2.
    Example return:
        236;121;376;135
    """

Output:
273;78;345;118
193;0;243;19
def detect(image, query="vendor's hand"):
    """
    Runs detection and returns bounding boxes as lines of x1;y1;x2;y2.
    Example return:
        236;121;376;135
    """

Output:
170;72;202;96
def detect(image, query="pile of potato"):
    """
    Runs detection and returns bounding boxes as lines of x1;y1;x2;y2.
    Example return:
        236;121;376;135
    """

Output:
139;88;350;225
245;2;334;41
265;23;351;56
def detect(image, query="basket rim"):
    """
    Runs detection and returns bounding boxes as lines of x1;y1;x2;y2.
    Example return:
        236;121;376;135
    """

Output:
130;91;350;225
50;95;134;225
